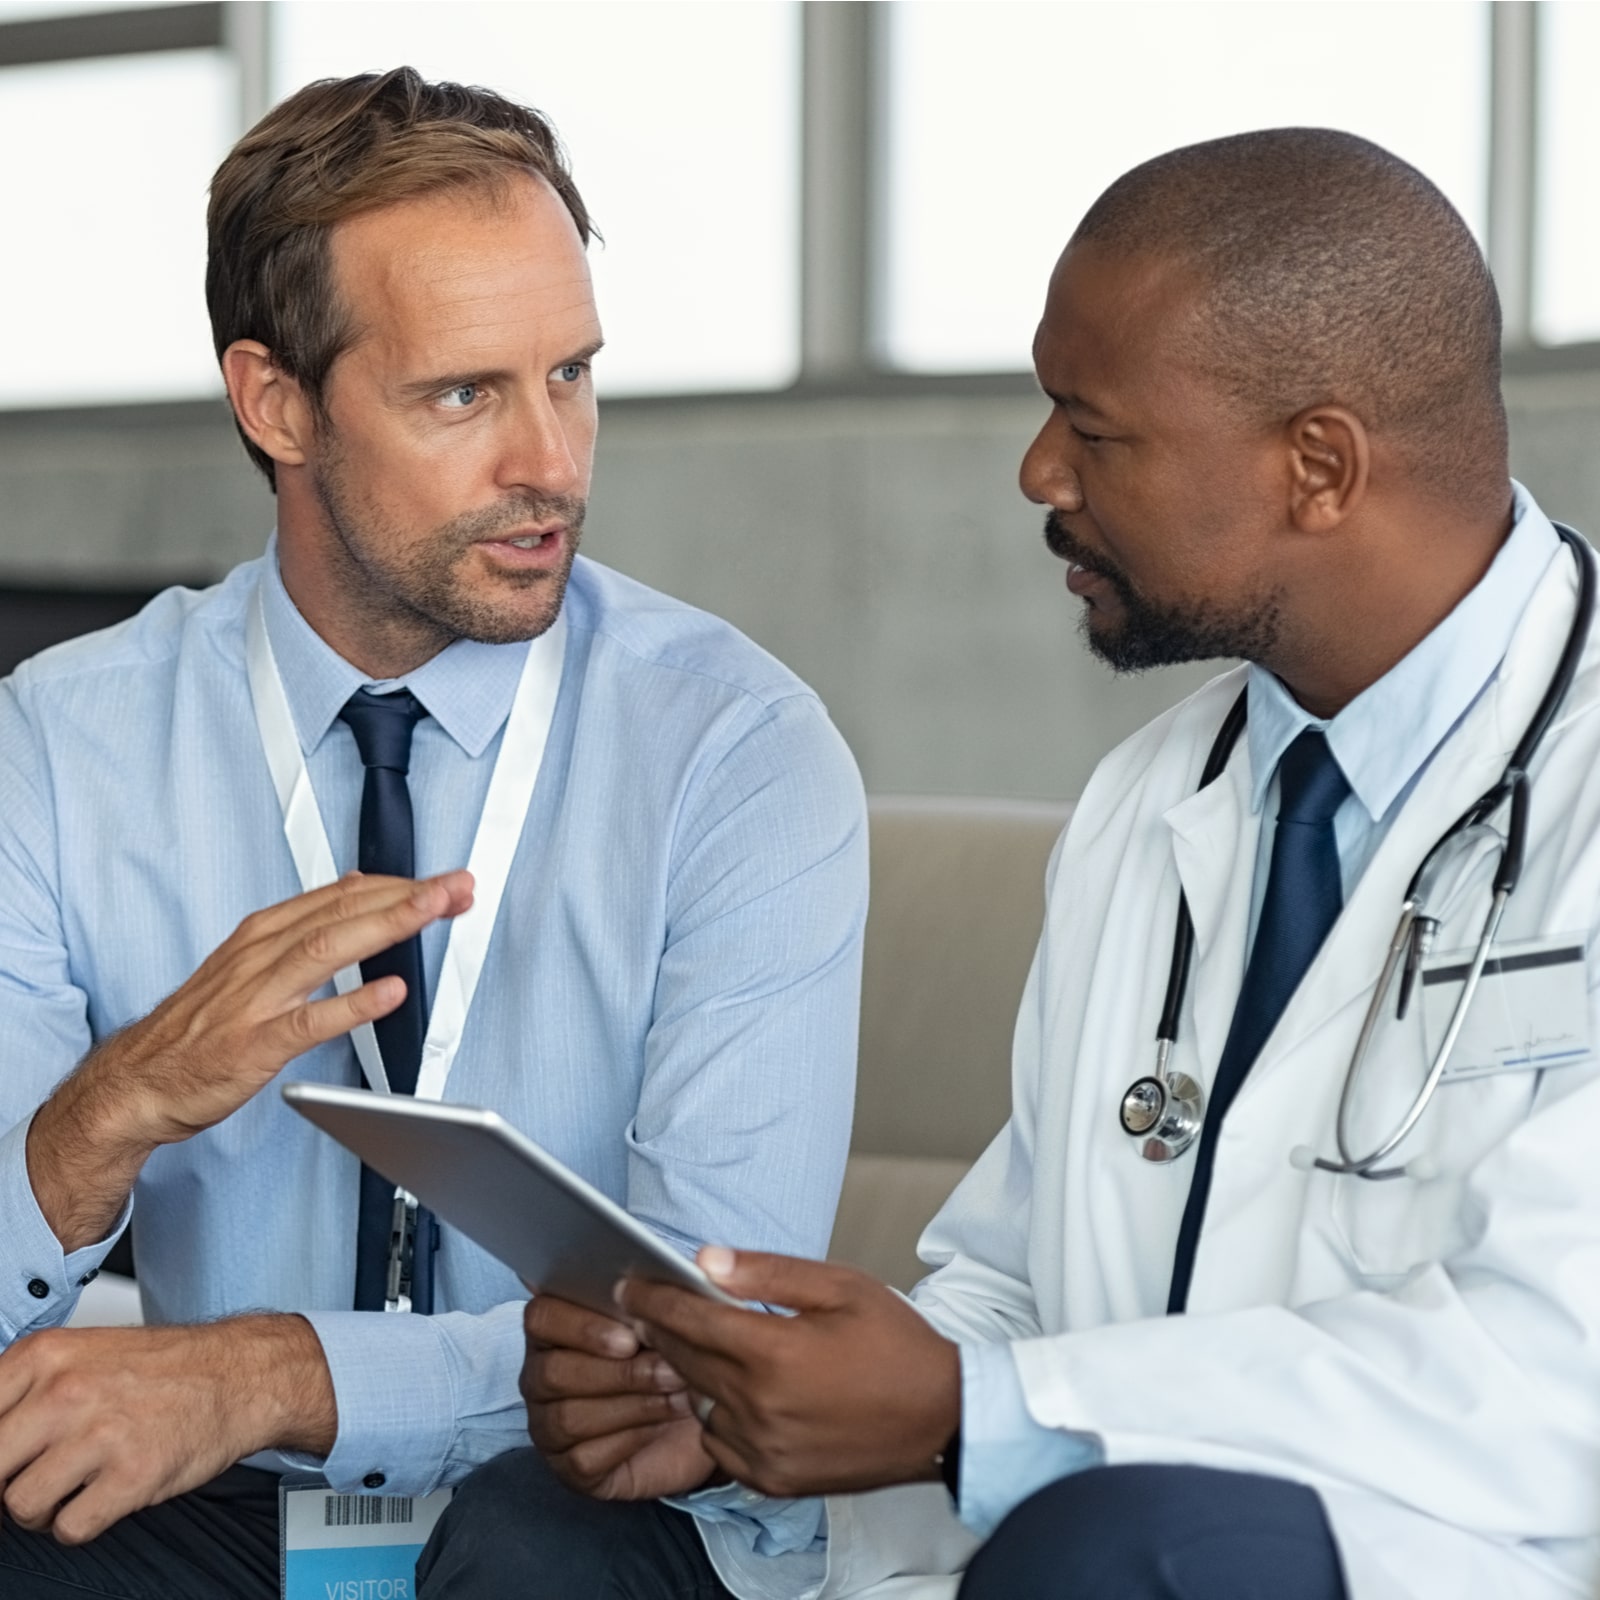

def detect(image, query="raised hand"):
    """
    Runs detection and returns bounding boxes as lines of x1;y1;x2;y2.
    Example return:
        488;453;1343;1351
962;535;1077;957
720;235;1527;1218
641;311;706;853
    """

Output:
27;870;474;1252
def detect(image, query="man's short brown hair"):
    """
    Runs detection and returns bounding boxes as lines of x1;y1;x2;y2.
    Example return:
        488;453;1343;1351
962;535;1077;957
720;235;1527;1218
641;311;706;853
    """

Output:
207;66;593;488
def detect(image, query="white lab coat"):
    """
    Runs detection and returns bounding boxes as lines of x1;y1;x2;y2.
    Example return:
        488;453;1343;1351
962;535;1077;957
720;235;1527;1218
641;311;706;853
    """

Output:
719;541;1600;1600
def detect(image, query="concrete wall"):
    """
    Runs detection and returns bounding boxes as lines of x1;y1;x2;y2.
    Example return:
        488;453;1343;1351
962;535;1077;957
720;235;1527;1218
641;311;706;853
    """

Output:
2;367;1597;801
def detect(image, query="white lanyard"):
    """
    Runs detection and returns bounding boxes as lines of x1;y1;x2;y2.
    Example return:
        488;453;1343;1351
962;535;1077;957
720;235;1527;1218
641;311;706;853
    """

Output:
245;582;565;1101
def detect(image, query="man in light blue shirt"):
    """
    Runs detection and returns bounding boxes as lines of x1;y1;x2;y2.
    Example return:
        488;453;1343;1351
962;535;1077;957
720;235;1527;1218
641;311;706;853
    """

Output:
0;68;862;1600
566;134;1600;1600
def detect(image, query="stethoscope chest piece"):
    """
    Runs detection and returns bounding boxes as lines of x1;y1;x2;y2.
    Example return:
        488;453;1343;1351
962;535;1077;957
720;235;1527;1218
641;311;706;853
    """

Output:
1120;1070;1205;1162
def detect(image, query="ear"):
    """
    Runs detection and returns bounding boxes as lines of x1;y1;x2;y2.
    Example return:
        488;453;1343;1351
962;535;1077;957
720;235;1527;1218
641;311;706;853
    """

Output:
220;340;315;472
1286;405;1368;534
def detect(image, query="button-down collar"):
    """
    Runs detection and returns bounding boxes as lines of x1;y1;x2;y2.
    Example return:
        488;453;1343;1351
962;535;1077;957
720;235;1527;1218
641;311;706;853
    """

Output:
259;536;531;759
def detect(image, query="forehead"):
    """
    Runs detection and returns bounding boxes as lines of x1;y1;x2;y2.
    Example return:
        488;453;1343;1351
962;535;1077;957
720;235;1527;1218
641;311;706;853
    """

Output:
328;175;598;364
1033;243;1212;409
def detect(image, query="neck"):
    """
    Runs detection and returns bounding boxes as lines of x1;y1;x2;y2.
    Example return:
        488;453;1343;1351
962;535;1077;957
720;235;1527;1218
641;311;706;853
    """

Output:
276;532;452;682
1267;492;1516;720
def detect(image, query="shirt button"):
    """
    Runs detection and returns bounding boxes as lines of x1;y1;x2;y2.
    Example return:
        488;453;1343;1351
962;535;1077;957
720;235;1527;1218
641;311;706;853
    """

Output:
362;1472;386;1490
27;1278;49;1299
78;1269;99;1287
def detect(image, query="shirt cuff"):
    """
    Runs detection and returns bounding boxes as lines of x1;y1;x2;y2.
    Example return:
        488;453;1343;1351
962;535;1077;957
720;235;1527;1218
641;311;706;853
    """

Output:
958;1340;1102;1538
667;1480;827;1558
0;1113;130;1342
299;1308;457;1497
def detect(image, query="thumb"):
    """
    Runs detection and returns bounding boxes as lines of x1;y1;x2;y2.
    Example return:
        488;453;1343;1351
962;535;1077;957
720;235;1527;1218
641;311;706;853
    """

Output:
698;1246;856;1312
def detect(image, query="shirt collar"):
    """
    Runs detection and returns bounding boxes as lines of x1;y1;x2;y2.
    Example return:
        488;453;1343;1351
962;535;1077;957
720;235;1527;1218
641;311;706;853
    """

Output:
258;536;530;759
1245;482;1562;822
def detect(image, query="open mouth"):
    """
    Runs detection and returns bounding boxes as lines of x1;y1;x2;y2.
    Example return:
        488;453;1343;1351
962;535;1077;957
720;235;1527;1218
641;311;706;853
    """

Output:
477;527;566;567
1065;561;1104;597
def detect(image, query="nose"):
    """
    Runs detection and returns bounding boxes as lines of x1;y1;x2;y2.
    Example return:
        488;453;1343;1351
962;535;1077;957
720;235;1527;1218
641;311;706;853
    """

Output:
1019;407;1084;513
497;391;589;500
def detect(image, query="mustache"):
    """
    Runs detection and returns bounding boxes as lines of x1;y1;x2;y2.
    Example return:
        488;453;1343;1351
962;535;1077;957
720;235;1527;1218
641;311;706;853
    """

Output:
1042;512;1123;584
451;493;588;543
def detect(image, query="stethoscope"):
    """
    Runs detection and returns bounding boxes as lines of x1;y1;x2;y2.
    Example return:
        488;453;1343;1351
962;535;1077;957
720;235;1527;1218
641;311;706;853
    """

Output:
1119;523;1596;1181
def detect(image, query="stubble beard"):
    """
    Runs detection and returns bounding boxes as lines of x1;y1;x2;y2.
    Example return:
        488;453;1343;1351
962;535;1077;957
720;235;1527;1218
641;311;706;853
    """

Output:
310;434;586;659
1043;512;1281;673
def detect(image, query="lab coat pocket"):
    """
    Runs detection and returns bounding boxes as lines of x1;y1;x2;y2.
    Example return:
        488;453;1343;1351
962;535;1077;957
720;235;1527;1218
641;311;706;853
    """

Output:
1329;1072;1537;1286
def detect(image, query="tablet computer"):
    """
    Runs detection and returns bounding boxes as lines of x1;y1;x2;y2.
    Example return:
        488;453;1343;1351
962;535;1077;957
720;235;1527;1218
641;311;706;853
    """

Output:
282;1082;740;1313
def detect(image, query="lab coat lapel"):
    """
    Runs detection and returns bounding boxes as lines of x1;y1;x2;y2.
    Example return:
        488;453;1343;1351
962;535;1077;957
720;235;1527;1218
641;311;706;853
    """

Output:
1164;746;1257;1079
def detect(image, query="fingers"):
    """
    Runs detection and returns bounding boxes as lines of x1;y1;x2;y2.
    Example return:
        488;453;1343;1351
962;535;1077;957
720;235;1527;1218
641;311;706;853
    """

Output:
618;1317;742;1405
0;1333;63;1484
525;1295;640;1359
1;1433;98;1535
243;876;476;1054
235;870;474;942
532;1391;692;1453
49;1473;134;1545
269;874;474;995
696;1427;762;1493
0;1335;45;1424
616;1277;762;1359
523;1347;683;1403
695;1247;858;1313
549;1421;675;1490
276;976;408;1052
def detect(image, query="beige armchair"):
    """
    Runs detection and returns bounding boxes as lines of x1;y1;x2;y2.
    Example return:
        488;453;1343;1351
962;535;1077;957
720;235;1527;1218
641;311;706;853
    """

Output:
828;796;1073;1291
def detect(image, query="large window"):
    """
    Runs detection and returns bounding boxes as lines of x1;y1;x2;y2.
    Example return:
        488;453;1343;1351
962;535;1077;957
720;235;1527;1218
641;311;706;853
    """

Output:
882;2;1490;372
273;1;801;397
1534;2;1600;346
0;47;235;407
4;0;1600;415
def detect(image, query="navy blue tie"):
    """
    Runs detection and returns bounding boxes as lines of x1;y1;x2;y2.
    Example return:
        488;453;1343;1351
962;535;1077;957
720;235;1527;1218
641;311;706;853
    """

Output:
339;688;435;1314
1167;728;1350;1313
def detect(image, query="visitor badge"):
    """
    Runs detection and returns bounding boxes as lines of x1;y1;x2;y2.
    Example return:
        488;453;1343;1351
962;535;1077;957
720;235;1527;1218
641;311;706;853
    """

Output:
1421;933;1592;1080
280;1472;454;1600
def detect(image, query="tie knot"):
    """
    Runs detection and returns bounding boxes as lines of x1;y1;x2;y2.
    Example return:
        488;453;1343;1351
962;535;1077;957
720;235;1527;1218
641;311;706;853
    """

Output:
1275;729;1349;826
339;688;427;774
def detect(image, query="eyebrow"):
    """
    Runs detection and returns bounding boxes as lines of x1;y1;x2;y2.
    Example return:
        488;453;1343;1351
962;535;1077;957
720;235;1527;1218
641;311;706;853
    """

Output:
1040;385;1112;420
396;337;607;401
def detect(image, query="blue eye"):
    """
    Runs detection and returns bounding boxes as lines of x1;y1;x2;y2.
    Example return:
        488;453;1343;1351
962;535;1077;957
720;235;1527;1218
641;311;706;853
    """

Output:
440;383;479;409
555;363;585;383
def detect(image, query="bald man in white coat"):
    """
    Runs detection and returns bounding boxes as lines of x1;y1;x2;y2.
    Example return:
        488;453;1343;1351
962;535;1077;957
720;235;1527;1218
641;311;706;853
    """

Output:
498;130;1600;1600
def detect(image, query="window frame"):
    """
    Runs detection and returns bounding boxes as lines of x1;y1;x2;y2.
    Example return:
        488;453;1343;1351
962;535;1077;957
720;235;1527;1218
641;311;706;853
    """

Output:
0;0;1591;420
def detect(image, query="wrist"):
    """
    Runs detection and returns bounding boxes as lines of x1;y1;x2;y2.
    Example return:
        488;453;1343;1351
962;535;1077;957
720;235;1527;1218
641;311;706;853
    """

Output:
907;1336;963;1483
27;1049;158;1252
219;1315;339;1458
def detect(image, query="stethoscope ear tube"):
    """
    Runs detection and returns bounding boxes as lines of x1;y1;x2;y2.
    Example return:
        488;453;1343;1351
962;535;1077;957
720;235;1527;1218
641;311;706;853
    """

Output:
1137;689;1249;1164
1495;771;1529;896
1154;689;1249;1047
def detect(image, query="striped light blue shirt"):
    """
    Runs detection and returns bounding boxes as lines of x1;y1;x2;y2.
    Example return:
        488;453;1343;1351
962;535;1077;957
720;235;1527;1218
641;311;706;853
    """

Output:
0;542;867;1498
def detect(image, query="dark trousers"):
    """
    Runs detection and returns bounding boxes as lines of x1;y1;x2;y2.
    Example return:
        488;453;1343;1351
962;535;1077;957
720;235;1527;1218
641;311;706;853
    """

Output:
0;1451;730;1600
416;1446;734;1599
958;1464;1349;1600
0;1464;280;1599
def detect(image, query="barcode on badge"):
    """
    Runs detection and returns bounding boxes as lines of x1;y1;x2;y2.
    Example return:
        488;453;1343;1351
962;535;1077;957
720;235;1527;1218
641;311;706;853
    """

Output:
323;1494;415;1528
